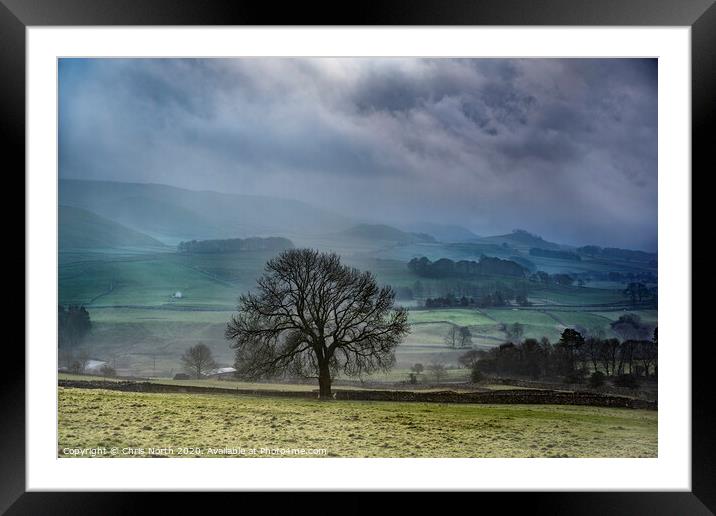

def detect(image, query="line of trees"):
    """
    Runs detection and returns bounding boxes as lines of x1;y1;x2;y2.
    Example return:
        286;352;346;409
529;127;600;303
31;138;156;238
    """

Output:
445;326;472;348
469;324;657;386
408;256;527;279
577;245;657;264
424;288;531;309
623;282;655;306
601;271;657;283
529;271;576;286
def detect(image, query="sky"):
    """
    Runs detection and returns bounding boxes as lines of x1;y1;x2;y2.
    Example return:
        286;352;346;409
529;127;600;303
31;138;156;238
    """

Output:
59;58;658;251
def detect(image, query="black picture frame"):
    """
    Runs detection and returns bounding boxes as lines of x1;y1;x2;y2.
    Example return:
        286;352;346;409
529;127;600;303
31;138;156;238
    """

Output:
4;0;711;513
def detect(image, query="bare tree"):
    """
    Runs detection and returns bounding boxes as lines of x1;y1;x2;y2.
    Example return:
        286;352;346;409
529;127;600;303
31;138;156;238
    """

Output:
225;249;410;399
71;347;91;375
427;362;448;383
444;326;460;348
181;343;217;379
505;322;524;343
459;326;473;348
599;338;620;376
99;364;117;378
458;348;482;369
583;337;601;373
635;339;657;377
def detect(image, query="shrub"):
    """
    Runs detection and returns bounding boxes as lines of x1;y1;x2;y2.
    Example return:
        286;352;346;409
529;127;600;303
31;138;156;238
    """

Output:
614;374;640;389
588;371;606;388
470;366;484;383
563;370;586;384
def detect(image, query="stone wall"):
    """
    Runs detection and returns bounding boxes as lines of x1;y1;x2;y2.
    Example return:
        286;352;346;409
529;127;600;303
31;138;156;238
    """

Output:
59;380;656;410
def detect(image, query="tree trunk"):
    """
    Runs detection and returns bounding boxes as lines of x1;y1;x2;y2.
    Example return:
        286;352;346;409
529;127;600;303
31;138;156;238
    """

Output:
318;362;332;400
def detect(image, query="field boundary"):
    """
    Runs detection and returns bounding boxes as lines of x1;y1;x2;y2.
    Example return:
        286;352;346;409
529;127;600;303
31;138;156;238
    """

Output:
59;380;656;410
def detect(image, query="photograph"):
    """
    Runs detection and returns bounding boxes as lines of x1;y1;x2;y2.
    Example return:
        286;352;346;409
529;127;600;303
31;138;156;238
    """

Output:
56;57;659;459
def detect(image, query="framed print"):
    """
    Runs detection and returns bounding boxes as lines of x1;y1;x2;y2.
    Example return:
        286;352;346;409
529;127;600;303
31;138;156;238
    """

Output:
5;0;712;513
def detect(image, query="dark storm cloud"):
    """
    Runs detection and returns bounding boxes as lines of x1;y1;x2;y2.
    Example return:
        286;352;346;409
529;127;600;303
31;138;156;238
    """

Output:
59;58;658;251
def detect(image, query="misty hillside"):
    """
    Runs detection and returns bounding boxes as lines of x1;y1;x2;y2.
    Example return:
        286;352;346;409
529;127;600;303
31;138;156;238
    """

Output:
101;195;218;238
477;229;562;250
59;179;353;242
341;224;437;244
177;236;294;254
59;205;164;249
402;222;480;243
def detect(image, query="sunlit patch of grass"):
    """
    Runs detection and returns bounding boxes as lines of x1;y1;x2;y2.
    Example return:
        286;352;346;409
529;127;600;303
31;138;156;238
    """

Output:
58;387;657;458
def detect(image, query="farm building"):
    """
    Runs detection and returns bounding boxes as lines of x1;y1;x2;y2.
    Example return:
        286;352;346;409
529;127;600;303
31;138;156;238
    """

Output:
205;367;237;380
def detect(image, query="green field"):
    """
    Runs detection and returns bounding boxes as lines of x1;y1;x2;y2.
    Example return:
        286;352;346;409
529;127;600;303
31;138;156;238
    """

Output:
59;250;278;308
58;387;657;458
66;307;496;376
409;309;496;326
59;246;656;380
70;303;655;378
592;310;659;325
59;372;479;390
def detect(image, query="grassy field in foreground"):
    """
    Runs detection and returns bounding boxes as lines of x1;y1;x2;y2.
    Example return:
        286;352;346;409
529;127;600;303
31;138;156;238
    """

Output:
58;388;657;458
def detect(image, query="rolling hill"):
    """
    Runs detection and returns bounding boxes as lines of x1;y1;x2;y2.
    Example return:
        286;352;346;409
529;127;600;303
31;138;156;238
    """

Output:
340;224;437;244
477;229;562;251
59;179;353;243
100;195;218;239
59;205;165;250
402;222;480;243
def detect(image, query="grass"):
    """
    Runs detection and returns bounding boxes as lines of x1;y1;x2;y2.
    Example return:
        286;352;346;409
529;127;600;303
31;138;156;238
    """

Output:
59;249;656;379
68;309;484;377
73;305;655;377
481;384;538;391
480;308;562;341
58;251;279;308
57;372;570;393
528;286;626;306
541;310;619;336
59;373;314;390
58;370;472;388
89;307;235;324
60;250;631;309
592;310;659;325
408;308;495;326
482;308;557;326
58;387;657;458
